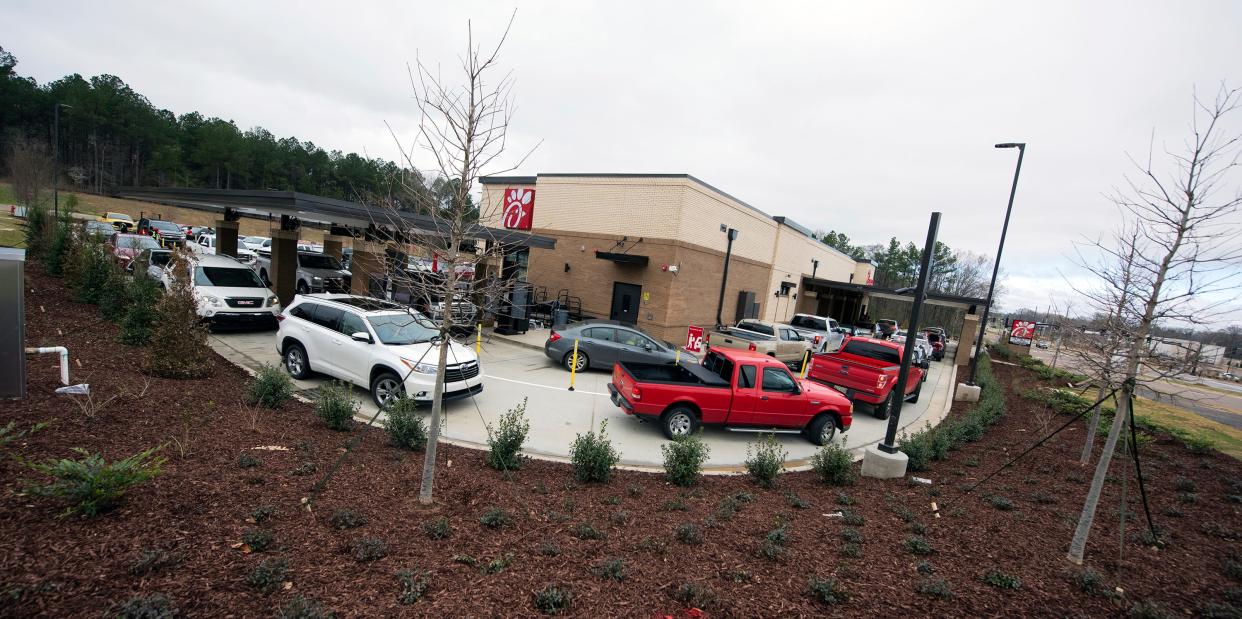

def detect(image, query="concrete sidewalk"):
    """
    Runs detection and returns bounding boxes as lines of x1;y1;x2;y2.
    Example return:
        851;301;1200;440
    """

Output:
209;329;957;472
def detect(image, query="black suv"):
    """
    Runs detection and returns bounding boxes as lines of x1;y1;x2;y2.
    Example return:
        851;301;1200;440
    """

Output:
135;218;186;247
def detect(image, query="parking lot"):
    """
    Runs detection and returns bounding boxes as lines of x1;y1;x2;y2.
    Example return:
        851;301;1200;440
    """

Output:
210;327;958;471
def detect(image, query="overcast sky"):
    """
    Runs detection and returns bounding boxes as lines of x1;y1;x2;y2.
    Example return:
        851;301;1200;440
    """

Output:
4;0;1241;326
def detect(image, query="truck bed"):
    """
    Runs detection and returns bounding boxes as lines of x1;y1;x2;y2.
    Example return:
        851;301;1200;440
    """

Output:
619;361;730;387
714;328;772;341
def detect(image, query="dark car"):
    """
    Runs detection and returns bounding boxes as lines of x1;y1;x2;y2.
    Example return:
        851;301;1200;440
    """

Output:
136;218;186;247
544;321;681;372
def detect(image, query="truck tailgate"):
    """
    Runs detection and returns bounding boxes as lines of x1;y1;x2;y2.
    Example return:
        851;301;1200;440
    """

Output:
806;354;896;400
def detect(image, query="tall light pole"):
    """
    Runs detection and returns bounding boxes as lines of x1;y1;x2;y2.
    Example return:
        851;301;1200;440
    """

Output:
52;103;71;217
968;142;1025;385
714;227;738;328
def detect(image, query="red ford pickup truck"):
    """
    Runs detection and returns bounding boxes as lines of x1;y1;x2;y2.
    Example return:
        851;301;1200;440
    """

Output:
804;336;929;420
607;348;852;445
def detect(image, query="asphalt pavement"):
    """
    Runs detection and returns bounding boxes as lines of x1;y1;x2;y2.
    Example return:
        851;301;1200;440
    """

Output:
209;328;958;472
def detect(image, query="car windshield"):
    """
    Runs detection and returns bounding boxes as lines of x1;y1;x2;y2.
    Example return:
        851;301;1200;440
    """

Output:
299;254;342;269
194;266;266;288
108;213;132;221
150;220;179;232
150;252;172;267
367;312;438;345
120;236;161;250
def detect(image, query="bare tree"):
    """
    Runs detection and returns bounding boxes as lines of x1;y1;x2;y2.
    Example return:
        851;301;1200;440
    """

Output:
370;14;535;505
1067;84;1242;564
6;137;51;206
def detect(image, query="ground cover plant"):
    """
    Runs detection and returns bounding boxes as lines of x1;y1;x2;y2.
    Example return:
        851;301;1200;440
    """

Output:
2;265;1241;616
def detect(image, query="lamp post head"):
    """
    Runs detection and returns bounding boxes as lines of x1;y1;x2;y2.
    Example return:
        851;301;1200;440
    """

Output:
995;142;1025;149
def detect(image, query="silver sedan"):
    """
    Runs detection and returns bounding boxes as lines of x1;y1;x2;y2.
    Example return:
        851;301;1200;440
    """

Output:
543;321;680;372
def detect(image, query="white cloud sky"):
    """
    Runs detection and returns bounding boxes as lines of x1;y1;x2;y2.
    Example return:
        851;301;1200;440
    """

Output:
3;0;1240;327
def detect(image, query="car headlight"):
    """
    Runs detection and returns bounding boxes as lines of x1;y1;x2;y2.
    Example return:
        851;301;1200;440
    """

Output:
400;358;437;374
203;295;222;307
266;295;280;307
313;276;323;282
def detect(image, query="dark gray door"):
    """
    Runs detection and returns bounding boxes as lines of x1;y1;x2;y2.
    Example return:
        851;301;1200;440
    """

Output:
610;282;641;324
581;326;620;367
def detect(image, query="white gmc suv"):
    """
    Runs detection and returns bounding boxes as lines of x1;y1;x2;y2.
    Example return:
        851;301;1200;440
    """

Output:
276;294;483;408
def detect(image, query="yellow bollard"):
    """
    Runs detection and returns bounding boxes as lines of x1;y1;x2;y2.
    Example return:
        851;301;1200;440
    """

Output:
675;348;681;365
800;349;811;378
475;323;482;354
568;339;580;391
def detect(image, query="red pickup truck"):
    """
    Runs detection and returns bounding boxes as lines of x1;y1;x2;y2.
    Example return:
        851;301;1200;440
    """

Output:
607;348;852;445
805;336;929;420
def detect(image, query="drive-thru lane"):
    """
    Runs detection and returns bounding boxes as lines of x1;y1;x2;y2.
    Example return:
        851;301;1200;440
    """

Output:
209;330;957;470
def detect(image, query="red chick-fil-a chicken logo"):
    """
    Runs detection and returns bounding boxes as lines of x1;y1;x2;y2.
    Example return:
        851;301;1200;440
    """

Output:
502;187;535;230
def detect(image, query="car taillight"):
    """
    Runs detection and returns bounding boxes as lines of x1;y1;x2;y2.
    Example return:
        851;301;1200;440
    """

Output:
548;331;562;343
748;343;756;352
631;385;641;401
276;313;285;322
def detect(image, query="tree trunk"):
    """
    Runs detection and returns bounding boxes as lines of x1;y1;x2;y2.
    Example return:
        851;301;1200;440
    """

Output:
1079;384;1106;465
1068;380;1131;564
417;334;451;504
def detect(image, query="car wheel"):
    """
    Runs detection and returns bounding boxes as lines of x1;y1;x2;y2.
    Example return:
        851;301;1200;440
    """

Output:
296;281;309;295
909;380;923;403
661;405;700;440
562;350;590;372
873;392;893;420
283;342;311;379
371;371;404;409
807;414;837;446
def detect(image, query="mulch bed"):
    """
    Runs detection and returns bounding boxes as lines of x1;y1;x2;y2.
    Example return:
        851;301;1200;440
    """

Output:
2;265;1240;617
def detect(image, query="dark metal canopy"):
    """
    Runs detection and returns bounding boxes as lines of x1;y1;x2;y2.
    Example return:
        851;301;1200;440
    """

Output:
594;250;649;266
112;187;556;249
801;276;986;312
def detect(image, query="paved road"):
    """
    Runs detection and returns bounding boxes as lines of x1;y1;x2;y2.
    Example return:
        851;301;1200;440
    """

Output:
210;329;957;471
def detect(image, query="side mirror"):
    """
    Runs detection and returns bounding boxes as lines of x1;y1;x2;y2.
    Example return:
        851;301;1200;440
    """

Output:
643;344;654;352
351;332;373;343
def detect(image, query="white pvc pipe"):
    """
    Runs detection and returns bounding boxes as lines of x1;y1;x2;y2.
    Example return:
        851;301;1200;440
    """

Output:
26;346;69;385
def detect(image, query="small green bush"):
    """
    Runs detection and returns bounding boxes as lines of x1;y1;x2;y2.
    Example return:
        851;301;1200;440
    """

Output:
744;433;787;488
70;237;114;305
569;420;620;483
835;492;856;505
989;496;1015;511
128;548;184;576
353;537;388;562
237;452;260;469
609;510;631;526
396;569;430;604
120;276;160;345
571;521;604;540
785;491;809;509
982;568;1021;590
916;577;953;599
384;396;427;450
423;517;451;539
247;363;294;409
807;576;848;605
315;381;358;431
328;509;367;530
841;528;864;544
108;593;178;619
247;557;290;593
841;510;866;526
904;535;934;555
43;212;73;276
758;539;785;560
243;528;274;552
675;523;703;545
533;585;572;615
143;252;213;379
675;582;717;609
486;398;530;471
251;505;276;524
593;558;627;581
479;508;510;529
22;203;48;258
1172;476;1197;492
97;268;131;322
25;445;164;517
1127;600;1170;619
840;542;863;558
661;498;687;511
810;441;857;486
277;596;335;619
661;434;710;487
1076;568;1109;595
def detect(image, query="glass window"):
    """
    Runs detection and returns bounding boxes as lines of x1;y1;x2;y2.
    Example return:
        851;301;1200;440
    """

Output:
738;365;757;389
738;321;773;335
367;312;438;345
583;327;615;342
841;340;901;365
290;303;317;321
617;329;655;348
299;254;343;269
194;266;265;288
781;328;803;341
150;252;172;267
338;311;367;336
310;305;343;330
762;367;798;392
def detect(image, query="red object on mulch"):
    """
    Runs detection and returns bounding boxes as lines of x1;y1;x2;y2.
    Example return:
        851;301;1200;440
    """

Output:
1;266;1240;617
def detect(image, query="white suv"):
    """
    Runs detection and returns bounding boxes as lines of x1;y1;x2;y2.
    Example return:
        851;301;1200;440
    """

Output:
162;253;281;328
276;294;484;408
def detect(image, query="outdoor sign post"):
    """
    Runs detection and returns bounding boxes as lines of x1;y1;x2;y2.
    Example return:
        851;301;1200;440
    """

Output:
1009;319;1036;351
685;326;704;354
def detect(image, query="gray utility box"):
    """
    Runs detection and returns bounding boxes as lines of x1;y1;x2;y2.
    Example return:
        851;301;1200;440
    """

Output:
0;248;26;399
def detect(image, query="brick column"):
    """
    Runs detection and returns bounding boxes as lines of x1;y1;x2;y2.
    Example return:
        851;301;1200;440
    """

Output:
350;241;386;298
322;234;347;260
270;229;300;306
215;220;240;258
955;314;979;366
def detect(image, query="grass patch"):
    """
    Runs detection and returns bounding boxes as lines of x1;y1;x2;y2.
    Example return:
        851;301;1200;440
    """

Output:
1132;397;1242;460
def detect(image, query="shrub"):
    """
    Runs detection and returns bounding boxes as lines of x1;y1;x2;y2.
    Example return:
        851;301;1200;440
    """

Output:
395;569;429;604
785;491;809;509
903;535;934;555
354;537;388;562
247;557;290;593
675;582;717;609
120;275;160;345
1172;476;1197;492
662;434;710;487
982;568;1021;590
533;585;572;615
98;266;132;323
808;576;848;605
250;504;276;524
423;517;451;539
569;420;621;483
917;561;934;575
835;492;856;505
594;558;628;581
841;528;864;544
43;212;73;276
22;202;48;258
237;452;260;469
143;252;213;379
315;381;358;431
989;496;1016;511
811;441;857;486
1127;600;1170;619
916;577;953;599
1076;568;1109;595
661;498;688;511
246;363;294;409
25;445;164;517
277;596;335;619
538;542;561;556
479;508;510;529
841;509;866;526
383;396;427;450
675;523;703;545
70;236;114;305
243;528;274;552
609;510;631;526
486;398;530;471
766;522;790;546
328;509;367;530
129;548;184;576
744;433;787;488
840;542;863;558
108;593;178;619
571;521;604;540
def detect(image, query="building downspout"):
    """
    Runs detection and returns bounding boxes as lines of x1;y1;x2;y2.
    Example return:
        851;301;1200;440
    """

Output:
715;228;738;328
